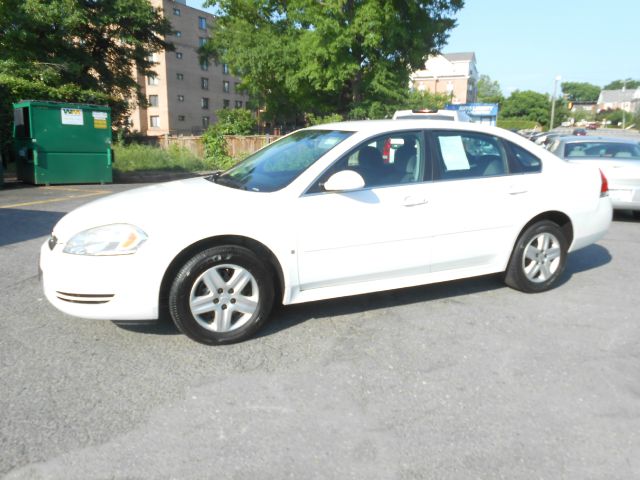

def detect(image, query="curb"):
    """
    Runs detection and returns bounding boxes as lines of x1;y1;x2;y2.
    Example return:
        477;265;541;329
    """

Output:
113;170;215;184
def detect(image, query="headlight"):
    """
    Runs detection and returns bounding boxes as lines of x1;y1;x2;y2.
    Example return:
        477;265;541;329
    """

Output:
63;224;148;256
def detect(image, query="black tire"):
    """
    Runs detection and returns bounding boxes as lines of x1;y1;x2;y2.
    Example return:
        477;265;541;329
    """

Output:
504;220;568;293
168;245;275;345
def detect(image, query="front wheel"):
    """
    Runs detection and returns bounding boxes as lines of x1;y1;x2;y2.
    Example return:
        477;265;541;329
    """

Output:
168;245;275;345
504;220;568;293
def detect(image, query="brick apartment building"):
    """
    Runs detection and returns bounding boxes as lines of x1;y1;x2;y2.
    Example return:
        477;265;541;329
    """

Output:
129;0;249;136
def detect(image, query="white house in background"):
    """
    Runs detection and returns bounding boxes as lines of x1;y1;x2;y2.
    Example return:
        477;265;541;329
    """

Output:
410;52;479;105
597;88;640;113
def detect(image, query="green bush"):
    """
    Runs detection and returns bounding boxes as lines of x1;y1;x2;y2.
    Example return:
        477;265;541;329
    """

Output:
306;113;343;125
201;108;257;170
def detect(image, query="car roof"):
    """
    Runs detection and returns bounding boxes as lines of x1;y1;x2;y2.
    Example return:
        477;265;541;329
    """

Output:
306;119;508;137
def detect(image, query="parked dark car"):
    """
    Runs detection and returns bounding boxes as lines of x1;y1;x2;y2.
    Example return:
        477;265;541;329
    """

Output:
572;128;587;136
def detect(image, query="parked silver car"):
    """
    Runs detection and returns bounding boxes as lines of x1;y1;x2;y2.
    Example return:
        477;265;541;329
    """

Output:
548;136;640;217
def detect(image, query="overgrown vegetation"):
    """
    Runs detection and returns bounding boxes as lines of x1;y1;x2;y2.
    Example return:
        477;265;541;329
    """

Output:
113;144;213;173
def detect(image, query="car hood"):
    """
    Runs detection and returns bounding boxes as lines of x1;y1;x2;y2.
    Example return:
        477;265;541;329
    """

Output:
52;177;277;242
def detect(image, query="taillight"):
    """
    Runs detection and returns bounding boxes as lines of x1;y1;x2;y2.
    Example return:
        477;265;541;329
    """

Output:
599;169;608;197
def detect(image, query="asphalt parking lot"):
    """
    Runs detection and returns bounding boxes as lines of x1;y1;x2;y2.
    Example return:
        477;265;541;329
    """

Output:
1;179;639;479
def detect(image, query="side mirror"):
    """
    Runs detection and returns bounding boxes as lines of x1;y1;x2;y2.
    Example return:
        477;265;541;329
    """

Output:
323;170;365;192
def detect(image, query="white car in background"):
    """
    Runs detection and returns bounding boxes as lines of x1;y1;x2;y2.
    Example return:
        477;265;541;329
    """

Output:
40;120;612;345
548;136;640;218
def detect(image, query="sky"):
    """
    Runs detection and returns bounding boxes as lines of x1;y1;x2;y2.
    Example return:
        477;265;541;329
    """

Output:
187;0;638;95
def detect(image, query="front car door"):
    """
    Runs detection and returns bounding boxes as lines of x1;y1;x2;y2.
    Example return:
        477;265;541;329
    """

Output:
296;131;434;292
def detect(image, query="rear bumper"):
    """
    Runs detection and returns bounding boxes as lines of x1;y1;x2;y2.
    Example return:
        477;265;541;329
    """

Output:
569;195;613;252
609;187;640;211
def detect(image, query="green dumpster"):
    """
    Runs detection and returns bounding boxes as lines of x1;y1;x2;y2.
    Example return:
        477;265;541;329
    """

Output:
13;100;112;185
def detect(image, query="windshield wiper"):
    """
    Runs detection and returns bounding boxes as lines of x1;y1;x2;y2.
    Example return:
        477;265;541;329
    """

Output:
210;174;247;190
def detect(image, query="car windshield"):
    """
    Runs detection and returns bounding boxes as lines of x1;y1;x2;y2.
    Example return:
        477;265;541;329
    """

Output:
564;142;640;159
211;129;353;192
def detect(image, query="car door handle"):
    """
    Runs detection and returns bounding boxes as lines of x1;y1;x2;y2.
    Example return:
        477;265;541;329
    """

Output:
508;188;528;195
402;196;428;207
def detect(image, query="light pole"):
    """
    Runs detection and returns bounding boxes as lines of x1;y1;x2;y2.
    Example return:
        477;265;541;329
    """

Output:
622;79;626;129
549;75;561;130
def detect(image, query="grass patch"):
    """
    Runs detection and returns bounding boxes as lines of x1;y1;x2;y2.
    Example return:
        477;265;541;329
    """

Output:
113;144;215;173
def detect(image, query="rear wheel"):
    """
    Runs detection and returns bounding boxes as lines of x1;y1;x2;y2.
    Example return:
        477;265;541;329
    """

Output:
168;245;274;345
505;221;568;293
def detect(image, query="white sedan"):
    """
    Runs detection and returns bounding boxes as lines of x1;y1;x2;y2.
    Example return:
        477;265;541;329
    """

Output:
40;120;613;344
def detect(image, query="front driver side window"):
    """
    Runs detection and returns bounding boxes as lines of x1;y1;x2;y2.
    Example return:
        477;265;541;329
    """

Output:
309;132;424;193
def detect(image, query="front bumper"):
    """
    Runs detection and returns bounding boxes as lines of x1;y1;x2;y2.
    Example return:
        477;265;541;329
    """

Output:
40;240;163;321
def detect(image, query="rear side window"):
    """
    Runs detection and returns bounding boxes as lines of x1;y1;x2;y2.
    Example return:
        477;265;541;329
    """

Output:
507;142;542;173
433;131;507;180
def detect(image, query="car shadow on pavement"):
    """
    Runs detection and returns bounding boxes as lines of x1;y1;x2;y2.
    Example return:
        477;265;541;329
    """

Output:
0;208;65;247
557;244;611;287
613;210;640;223
113;244;612;341
257;274;509;340
258;244;612;340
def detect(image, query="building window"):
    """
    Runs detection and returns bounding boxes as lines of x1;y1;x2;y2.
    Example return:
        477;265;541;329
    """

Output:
178;115;186;122
173;7;181;16
200;59;209;71
147;53;159;63
202;116;210;128
234;82;241;94
201;77;209;90
147;75;159;86
198;16;207;30
223;99;230;109
176;52;183;59
201;97;209;109
222;63;229;75
199;37;207;47
148;95;159;107
223;80;230;93
177;94;185;102
176;73;184;80
235;100;243;108
150;116;160;128
175;31;182;38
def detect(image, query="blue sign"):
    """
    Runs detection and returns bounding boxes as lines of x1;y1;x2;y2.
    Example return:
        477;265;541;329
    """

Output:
446;103;499;125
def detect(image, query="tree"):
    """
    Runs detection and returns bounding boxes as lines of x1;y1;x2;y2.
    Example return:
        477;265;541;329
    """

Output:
500;90;567;129
0;0;173;159
561;82;601;102
604;79;640;90
476;74;503;104
202;0;464;123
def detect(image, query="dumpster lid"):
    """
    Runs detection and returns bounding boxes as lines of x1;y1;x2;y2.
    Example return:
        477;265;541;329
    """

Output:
13;100;111;111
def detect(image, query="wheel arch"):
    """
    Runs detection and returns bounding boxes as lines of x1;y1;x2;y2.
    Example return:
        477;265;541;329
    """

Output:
158;235;286;314
517;211;574;248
